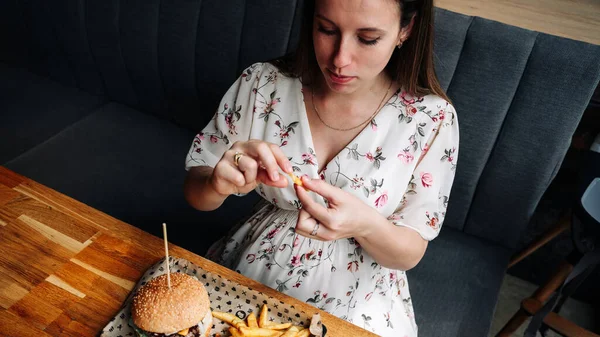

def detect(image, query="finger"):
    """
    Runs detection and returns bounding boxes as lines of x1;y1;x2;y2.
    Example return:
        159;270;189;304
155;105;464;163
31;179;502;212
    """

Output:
252;143;282;182
295;184;330;222
256;169;288;188
295;226;333;241
295;210;332;241
268;143;293;174
295;208;318;235
214;162;246;188
300;176;339;204
235;153;258;184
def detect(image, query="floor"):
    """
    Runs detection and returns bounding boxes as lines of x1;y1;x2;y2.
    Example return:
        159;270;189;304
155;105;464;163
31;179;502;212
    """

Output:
435;0;600;45
490;274;598;337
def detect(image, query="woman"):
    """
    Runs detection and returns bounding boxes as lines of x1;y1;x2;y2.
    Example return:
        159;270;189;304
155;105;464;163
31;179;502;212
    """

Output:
184;0;459;335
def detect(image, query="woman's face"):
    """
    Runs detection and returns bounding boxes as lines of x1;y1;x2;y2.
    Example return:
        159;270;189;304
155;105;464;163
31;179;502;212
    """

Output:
312;0;403;94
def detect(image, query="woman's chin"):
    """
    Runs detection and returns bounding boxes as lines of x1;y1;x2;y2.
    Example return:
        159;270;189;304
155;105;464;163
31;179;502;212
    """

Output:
323;78;357;94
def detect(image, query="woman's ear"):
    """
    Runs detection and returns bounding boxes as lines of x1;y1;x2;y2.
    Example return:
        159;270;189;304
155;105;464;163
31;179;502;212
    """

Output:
398;15;417;45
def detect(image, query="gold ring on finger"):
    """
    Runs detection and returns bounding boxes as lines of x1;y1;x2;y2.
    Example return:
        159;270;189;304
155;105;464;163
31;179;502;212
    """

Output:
310;222;320;236
233;151;244;167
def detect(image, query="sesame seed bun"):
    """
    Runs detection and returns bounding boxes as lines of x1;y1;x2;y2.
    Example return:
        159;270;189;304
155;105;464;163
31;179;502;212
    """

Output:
131;273;211;335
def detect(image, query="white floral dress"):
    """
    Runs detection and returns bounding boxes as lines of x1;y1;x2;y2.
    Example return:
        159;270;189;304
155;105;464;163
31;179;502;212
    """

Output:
185;62;459;337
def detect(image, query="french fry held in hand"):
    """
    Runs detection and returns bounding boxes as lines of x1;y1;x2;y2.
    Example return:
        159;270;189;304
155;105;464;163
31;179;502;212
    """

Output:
287;172;303;186
288;172;310;192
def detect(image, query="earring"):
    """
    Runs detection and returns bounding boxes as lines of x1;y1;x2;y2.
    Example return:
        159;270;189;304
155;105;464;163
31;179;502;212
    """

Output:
397;41;403;49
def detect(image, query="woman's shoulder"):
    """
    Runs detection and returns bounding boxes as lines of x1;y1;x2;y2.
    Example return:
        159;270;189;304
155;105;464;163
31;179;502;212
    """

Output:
397;90;453;110
392;90;458;129
240;62;298;82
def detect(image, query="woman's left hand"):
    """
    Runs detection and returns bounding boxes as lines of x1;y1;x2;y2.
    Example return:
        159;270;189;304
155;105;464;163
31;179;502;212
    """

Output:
294;176;376;241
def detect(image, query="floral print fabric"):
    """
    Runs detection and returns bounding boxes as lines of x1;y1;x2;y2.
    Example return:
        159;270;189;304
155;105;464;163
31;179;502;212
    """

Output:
185;63;459;337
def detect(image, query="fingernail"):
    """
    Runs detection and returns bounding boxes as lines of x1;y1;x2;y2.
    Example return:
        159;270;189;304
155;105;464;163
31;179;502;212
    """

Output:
286;164;293;173
271;171;279;181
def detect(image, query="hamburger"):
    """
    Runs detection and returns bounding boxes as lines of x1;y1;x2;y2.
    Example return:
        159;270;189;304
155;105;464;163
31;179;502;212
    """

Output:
130;273;213;337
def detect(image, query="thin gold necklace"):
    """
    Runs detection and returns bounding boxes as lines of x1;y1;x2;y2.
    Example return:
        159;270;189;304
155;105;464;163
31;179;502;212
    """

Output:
311;80;392;132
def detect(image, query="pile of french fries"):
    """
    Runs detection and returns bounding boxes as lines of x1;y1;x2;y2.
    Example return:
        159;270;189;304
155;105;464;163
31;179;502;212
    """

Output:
212;304;313;337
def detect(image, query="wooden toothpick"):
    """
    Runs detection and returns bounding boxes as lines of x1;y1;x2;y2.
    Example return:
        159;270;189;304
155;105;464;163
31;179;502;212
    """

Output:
162;223;171;289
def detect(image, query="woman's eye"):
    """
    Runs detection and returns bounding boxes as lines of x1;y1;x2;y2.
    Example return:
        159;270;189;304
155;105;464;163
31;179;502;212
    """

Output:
359;37;380;46
317;26;336;36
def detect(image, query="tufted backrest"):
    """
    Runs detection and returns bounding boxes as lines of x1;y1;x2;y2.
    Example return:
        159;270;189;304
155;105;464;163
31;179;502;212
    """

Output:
1;1;599;250
0;0;304;130
433;9;600;248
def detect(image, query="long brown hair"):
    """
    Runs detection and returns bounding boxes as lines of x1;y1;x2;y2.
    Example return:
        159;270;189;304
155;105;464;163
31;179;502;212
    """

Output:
272;0;450;102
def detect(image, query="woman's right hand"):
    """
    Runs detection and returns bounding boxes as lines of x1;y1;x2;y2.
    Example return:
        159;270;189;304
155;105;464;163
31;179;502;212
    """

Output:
209;140;293;196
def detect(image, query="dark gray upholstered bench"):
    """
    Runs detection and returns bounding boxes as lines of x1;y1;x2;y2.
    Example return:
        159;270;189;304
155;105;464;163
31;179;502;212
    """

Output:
1;2;599;336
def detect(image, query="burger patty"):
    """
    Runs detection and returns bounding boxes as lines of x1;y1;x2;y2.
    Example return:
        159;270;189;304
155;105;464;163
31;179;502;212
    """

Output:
142;325;200;337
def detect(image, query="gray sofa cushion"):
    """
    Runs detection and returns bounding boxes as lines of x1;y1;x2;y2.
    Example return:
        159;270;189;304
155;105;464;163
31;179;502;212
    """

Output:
408;227;511;337
0;64;104;164
5;102;260;251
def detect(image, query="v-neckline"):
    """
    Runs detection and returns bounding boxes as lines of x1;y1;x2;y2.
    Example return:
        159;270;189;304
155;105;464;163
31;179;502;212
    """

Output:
295;79;396;176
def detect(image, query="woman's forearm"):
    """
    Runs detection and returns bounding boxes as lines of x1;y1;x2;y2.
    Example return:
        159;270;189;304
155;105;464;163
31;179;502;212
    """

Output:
354;209;428;271
184;166;229;211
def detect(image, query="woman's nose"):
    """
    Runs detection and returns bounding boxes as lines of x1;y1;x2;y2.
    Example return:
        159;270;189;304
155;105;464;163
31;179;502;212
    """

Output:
333;38;352;69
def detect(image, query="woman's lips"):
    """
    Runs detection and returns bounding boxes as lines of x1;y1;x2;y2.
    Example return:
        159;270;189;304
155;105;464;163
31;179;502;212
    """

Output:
328;70;355;84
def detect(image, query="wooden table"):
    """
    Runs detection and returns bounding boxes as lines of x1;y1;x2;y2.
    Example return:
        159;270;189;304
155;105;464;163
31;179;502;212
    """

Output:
436;0;600;46
0;167;375;337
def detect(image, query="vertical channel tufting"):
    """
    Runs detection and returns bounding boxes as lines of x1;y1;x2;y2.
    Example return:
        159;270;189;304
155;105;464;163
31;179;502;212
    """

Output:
120;0;167;116
115;0;138;107
464;34;600;249
459;33;537;246
0;0;24;64
286;0;302;54
441;17;537;233
48;0;104;95
237;0;297;72
42;0;78;87
156;0;169;116
432;8;473;92
194;1;246;131
86;0;138;107
82;0;108;96
19;0;31;67
192;0;203;126
158;0;203;128
19;0;32;68
235;0;248;75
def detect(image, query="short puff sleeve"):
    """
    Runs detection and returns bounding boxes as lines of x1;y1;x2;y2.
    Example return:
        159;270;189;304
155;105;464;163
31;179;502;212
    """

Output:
388;103;459;241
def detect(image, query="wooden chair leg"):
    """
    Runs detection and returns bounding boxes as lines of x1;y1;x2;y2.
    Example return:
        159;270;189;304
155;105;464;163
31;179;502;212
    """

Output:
529;259;574;301
508;210;571;268
496;259;574;336
496;308;530;337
